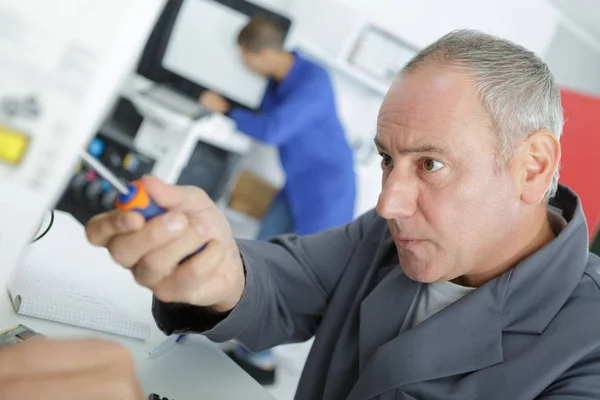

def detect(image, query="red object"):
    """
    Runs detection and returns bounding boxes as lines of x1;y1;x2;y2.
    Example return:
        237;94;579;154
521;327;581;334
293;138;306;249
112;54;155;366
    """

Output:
558;89;600;240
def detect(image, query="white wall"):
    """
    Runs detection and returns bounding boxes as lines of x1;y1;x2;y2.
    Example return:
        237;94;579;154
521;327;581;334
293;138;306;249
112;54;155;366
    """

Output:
549;0;600;40
545;24;600;97
289;0;561;57
546;0;600;97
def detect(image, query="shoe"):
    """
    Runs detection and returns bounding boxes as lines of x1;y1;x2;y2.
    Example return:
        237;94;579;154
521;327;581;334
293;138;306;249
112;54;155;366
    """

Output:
226;346;276;385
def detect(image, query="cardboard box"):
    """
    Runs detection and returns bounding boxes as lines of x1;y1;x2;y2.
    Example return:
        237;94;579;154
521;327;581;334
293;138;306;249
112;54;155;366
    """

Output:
228;171;279;220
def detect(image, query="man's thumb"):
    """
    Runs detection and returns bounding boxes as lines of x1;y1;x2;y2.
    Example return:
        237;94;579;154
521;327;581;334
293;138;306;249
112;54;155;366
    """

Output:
140;175;182;209
141;175;214;215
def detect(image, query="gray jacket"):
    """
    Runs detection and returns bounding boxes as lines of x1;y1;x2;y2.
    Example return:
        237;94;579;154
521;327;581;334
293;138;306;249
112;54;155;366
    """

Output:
154;185;600;399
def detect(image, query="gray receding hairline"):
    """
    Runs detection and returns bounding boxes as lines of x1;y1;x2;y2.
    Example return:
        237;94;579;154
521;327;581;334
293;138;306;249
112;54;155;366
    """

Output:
400;29;564;198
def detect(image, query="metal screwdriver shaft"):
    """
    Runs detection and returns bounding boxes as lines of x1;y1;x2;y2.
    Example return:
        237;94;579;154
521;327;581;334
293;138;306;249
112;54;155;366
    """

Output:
80;151;130;195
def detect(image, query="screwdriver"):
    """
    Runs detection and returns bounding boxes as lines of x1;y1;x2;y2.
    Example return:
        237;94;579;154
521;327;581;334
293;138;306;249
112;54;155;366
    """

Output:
80;151;164;220
80;151;206;256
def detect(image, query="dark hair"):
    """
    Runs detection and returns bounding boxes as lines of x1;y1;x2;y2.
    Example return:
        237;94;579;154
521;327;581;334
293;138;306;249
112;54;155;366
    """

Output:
237;16;284;52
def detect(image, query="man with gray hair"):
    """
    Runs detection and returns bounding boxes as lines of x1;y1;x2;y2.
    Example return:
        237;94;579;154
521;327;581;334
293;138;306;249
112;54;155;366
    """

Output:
87;30;600;399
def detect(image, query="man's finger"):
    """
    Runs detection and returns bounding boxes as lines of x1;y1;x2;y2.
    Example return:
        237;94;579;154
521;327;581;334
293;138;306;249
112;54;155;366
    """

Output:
107;212;188;268
142;175;214;216
86;210;145;247
132;226;206;287
140;175;184;209
152;240;225;304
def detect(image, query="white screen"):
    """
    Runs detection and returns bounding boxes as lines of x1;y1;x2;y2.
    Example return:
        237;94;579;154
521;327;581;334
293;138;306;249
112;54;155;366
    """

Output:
162;0;268;109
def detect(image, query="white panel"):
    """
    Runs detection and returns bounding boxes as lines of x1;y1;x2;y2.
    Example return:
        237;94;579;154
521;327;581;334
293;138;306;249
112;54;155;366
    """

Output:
0;0;164;286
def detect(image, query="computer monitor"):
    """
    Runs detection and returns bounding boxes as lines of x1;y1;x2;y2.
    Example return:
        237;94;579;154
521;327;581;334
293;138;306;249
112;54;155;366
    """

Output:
137;0;292;110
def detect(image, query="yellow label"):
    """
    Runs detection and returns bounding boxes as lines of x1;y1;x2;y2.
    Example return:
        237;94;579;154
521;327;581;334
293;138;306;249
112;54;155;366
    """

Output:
0;126;29;165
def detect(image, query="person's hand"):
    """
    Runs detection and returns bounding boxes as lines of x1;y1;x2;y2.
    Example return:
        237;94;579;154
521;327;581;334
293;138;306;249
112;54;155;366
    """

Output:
85;176;245;312
0;338;143;399
199;91;231;114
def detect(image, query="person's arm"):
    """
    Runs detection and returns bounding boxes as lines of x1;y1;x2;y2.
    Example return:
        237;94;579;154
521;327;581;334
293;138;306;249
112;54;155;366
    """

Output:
228;79;328;146
153;209;378;351
536;349;600;399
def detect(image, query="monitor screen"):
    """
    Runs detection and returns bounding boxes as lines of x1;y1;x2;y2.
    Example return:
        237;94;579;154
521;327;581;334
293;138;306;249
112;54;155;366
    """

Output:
163;0;266;109
136;0;292;111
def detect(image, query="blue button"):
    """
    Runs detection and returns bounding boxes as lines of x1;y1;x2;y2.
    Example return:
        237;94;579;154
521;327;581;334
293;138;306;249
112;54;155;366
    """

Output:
100;179;112;192
117;183;139;204
88;138;105;158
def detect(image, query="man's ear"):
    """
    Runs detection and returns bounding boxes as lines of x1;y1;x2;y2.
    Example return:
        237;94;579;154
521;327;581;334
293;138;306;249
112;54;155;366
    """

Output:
518;130;561;205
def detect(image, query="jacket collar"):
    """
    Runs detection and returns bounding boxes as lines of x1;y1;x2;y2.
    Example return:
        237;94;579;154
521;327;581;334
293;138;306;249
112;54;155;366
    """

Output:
349;185;589;400
503;185;589;333
268;51;303;95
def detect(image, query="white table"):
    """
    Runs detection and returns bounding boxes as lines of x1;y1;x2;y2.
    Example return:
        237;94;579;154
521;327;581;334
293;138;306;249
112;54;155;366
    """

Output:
1;211;275;400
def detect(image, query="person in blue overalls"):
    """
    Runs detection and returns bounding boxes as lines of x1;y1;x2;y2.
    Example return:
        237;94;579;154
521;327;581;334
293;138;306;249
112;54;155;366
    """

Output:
199;16;356;385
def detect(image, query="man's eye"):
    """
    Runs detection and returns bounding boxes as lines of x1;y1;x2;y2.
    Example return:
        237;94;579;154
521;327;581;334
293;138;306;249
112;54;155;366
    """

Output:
420;158;444;172
380;154;393;168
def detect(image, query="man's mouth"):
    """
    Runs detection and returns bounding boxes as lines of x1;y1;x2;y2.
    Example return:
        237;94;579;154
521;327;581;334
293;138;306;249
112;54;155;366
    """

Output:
393;236;426;249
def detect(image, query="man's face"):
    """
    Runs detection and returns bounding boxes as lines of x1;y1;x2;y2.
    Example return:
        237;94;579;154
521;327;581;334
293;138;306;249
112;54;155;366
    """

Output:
239;47;271;76
375;64;522;284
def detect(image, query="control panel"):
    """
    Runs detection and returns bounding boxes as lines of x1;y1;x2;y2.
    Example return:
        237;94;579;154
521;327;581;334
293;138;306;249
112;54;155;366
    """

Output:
56;134;155;224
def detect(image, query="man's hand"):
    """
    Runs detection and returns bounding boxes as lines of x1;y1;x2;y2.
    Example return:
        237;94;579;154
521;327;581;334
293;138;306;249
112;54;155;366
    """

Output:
199;91;231;114
0;338;142;399
85;176;245;312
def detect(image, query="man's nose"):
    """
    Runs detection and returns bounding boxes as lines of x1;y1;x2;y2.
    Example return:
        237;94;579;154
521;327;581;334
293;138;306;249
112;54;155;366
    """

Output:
376;170;418;220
